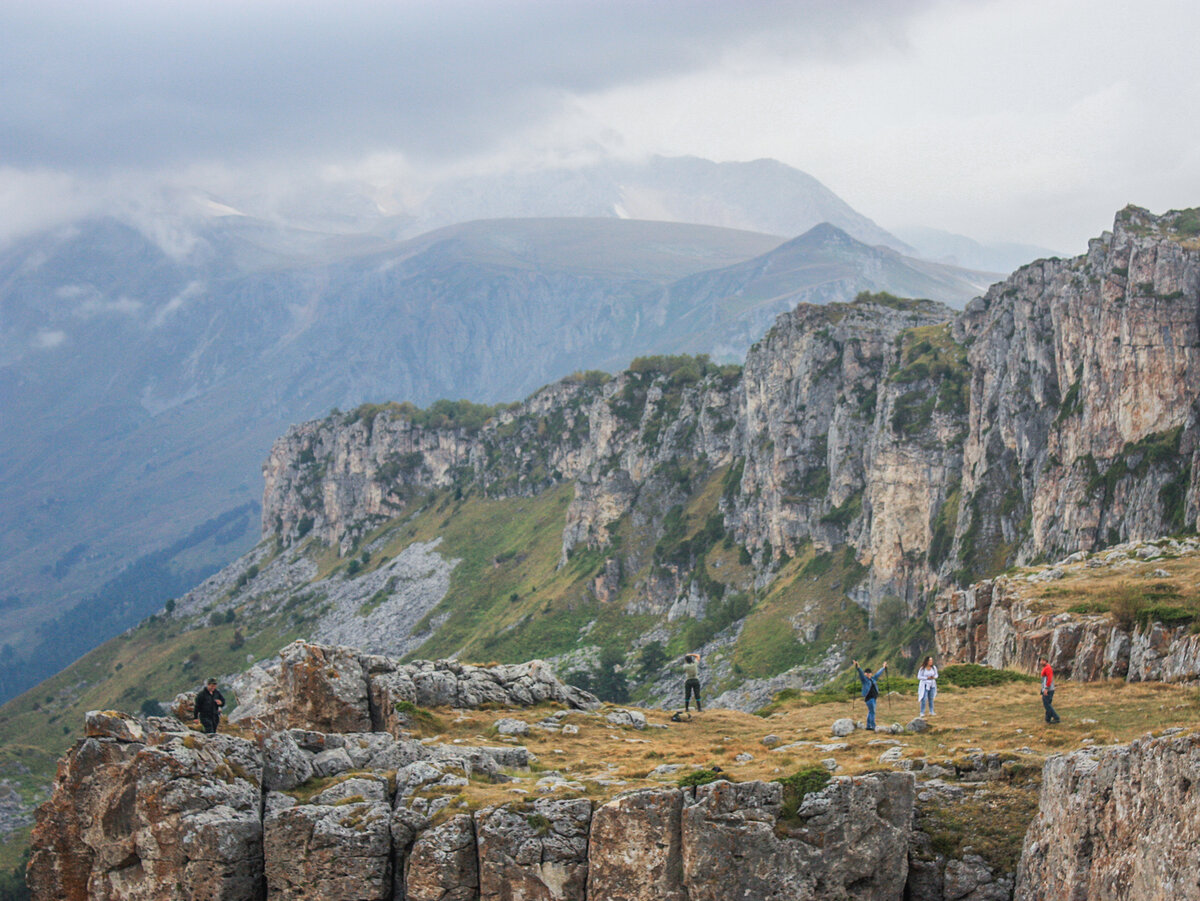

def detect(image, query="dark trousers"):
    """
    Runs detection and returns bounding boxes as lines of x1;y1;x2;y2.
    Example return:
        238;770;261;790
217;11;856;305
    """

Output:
1042;690;1060;723
684;678;702;711
200;715;219;734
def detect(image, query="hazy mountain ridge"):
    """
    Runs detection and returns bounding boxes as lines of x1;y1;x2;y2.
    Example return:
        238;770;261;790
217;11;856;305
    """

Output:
893;225;1061;274
0;210;985;702
406;156;913;252
249;206;1199;679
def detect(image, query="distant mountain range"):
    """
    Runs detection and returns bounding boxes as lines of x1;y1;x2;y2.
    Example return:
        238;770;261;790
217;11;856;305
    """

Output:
0;156;1006;702
893;225;1061;274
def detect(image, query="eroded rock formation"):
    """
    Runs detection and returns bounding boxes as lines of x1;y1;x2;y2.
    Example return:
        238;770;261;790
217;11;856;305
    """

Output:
229;640;599;735
258;207;1200;634
1015;730;1200;900
932;538;1200;683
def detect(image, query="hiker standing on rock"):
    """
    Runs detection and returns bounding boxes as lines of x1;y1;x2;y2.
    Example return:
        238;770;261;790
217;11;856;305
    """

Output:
1039;657;1061;724
683;654;703;713
194;678;225;734
917;656;938;717
853;660;887;731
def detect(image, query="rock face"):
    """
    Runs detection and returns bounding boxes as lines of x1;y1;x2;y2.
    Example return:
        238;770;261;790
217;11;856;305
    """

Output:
264;801;393;900
682;776;914;901
952;207;1200;576
476;798;592;900
933;542;1200;683
229;640;599;734
257;206;1200;644
27;732;264;901
587;788;687;901
1015;731;1200;900
31;710;920;901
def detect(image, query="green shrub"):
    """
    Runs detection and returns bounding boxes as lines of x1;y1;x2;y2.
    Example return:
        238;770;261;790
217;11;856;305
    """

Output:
677;768;723;788
939;663;1037;688
777;766;832;819
1066;601;1109;615
1137;605;1196;629
393;701;444;735
1173;207;1200;236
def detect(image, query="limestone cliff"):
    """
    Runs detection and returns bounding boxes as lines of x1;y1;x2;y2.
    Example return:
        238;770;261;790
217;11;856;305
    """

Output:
951;205;1200;580
259;207;1200;645
1015;730;1200;900
28;642;919;901
932;536;1200;683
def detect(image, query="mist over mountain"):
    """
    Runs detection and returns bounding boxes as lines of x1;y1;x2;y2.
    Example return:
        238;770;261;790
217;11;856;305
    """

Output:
106;156;912;254
397;156;913;253
0;158;992;703
893;225;1061;274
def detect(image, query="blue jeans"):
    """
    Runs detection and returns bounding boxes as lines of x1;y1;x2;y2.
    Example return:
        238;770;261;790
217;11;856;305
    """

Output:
865;697;877;729
1042;690;1060;723
920;684;936;716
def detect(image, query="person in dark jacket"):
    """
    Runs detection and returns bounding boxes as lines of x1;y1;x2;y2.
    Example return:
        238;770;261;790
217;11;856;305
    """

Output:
194;678;225;734
853;659;888;731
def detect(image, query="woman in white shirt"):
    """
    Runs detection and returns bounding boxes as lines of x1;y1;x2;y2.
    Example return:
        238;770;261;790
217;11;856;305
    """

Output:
917;656;938;717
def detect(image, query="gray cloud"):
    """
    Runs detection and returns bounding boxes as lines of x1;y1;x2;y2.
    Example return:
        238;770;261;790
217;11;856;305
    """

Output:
0;0;927;170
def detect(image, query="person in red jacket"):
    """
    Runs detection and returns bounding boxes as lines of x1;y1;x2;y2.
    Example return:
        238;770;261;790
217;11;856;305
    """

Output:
1039;657;1061;724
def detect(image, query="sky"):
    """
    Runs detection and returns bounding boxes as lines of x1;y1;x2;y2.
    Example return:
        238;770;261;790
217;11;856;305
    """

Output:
2;0;1199;253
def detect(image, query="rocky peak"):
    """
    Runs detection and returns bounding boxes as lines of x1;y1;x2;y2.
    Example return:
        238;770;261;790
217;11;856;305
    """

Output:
248;206;1198;684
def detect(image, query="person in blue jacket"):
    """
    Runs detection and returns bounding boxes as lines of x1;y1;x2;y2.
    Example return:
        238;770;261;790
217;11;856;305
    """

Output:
853;659;888;731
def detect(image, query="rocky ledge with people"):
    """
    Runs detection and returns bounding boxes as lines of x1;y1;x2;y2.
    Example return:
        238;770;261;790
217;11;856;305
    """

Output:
25;640;1200;901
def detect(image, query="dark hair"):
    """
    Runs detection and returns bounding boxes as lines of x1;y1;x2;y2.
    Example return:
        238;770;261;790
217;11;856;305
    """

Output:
922;656;934;667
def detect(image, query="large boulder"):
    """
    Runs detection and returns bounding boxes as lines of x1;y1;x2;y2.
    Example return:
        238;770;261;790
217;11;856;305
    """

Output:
587;788;687;901
84;710;146;743
262;730;313;791
27;732;263;901
263;801;392;900
235;643;598;736
403;813;479;901
231;640;372;733
681;774;914;901
1015;731;1200;900
476;798;593;901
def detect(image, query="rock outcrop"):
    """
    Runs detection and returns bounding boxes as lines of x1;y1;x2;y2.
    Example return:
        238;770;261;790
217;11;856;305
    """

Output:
1015;730;1200;900
257;207;1200;637
933;538;1200;683
31;728;919;901
27;731;264;901
229;640;599;735
30;647;920;901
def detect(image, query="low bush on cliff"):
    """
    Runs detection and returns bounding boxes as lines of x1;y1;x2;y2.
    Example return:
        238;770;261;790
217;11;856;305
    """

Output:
776;766;831;821
939;663;1037;688
1108;581;1200;631
677;768;723;788
919;783;1040;875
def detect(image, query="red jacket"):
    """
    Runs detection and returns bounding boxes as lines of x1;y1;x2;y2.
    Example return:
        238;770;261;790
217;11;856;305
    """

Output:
1040;664;1054;691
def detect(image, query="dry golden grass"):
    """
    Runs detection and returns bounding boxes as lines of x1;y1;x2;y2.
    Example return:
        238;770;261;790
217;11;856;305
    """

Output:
403;679;1200;812
1012;547;1200;620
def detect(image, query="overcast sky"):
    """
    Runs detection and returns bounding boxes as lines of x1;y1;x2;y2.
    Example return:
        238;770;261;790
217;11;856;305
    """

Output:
2;0;1198;252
